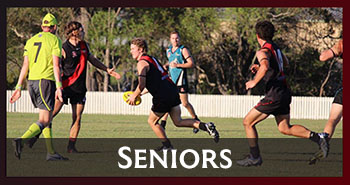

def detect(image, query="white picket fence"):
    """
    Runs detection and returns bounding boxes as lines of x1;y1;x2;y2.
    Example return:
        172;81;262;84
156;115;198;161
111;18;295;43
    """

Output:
6;90;333;120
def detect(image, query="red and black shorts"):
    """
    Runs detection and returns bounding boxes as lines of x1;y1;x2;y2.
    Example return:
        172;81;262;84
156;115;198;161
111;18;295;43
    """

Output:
151;95;181;113
333;87;343;105
255;94;292;116
28;79;56;111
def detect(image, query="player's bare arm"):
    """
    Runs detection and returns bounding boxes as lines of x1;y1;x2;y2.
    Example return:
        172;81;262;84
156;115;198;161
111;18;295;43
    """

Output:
163;63;170;71
88;55;121;80
129;60;149;105
53;55;63;102
320;39;343;62
246;49;269;90
171;48;195;68
10;56;30;103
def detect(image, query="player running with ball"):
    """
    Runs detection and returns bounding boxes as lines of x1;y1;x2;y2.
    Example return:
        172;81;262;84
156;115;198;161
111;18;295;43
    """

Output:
127;38;219;150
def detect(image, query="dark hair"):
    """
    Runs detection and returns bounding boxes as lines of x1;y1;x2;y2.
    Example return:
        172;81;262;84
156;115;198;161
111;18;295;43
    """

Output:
131;38;148;53
64;21;83;39
170;30;180;37
255;20;275;41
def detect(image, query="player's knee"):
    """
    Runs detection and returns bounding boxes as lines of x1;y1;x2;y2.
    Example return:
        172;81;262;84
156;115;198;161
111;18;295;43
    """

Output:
173;121;181;127
76;114;82;122
39;118;50;126
182;102;190;108
242;118;252;128
147;118;157;126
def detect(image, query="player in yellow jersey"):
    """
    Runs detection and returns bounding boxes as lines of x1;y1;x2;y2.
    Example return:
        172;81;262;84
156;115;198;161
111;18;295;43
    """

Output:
10;13;68;161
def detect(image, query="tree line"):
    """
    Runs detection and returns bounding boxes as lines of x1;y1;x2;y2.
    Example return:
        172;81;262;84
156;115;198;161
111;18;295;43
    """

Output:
6;7;342;97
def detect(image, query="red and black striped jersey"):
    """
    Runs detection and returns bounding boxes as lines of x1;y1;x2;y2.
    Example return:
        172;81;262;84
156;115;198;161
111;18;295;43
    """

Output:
61;40;90;93
139;54;178;99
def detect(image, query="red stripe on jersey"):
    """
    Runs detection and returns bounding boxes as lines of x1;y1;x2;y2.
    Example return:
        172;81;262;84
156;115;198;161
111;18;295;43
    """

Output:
139;55;174;84
62;41;87;88
262;42;288;85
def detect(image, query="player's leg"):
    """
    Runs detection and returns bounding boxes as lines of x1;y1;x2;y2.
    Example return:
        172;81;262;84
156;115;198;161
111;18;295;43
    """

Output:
148;111;173;150
13;80;54;159
67;103;85;153
275;114;312;138
179;92;198;119
52;98;65;118
236;108;268;167
168;105;219;142
309;103;342;164
26;99;64;148
179;91;200;133
160;113;169;129
323;103;342;138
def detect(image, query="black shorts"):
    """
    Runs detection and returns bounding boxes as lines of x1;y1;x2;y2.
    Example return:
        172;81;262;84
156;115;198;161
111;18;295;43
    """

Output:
62;88;86;105
333;87;343;105
177;84;189;94
151;94;181;113
255;93;292;116
28;79;56;111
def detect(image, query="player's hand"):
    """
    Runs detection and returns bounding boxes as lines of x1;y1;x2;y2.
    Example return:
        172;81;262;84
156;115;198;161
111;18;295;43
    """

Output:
250;64;260;74
127;93;138;105
55;88;63;102
107;67;121;80
10;89;21;103
245;80;257;90
169;61;178;68
163;65;168;71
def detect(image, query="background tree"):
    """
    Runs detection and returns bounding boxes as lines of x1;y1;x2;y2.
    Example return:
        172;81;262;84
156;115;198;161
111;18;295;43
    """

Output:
6;7;342;98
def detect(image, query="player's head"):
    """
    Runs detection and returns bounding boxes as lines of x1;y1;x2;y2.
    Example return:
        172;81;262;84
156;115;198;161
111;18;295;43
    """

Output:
41;13;58;34
130;38;148;60
65;21;85;41
170;30;180;46
255;20;275;41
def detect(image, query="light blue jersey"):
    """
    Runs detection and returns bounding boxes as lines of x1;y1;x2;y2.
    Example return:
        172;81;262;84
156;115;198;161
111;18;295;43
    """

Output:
166;45;188;86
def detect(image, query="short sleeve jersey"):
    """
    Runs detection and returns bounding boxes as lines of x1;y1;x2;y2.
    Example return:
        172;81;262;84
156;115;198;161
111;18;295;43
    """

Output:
167;45;188;85
24;31;62;81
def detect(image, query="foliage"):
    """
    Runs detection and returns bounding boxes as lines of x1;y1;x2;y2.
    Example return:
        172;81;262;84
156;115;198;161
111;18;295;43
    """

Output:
6;7;342;97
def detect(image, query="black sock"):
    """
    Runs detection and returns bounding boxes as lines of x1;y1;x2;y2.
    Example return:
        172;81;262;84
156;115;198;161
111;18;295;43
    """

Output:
68;138;76;149
35;131;42;139
250;145;260;158
198;123;207;131
160;120;166;129
162;139;172;148
194;115;200;121
309;131;320;143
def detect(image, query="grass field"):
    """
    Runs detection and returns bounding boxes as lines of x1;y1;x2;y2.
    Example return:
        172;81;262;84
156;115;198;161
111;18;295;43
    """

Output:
6;112;343;177
7;112;342;138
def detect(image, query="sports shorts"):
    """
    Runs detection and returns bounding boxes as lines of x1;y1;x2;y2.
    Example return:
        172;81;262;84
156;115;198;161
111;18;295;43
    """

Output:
62;87;86;105
333;87;343;105
28;79;56;111
151;94;181;113
177;84;189;94
255;92;292;116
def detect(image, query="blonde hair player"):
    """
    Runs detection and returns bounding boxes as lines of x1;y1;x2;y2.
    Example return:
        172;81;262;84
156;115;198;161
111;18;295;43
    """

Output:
128;38;219;150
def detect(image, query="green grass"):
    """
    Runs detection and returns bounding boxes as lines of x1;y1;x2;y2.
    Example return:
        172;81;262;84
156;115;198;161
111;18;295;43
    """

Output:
7;112;342;138
6;112;343;177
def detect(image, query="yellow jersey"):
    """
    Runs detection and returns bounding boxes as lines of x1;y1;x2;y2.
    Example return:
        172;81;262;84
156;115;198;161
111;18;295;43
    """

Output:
24;32;62;81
